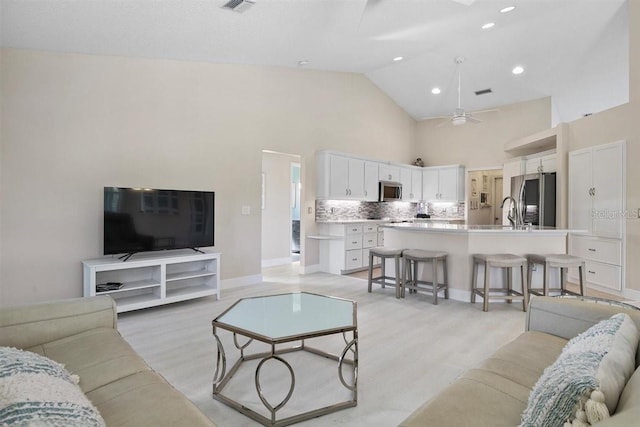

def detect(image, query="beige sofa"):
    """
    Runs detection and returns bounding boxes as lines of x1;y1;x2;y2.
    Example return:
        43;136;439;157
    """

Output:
0;296;216;427
400;296;640;426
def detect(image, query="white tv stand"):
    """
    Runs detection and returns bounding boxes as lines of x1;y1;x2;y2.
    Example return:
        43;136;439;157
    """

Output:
82;250;220;313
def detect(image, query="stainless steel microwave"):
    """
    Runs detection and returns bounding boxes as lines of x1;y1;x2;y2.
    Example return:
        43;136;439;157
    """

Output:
379;181;402;202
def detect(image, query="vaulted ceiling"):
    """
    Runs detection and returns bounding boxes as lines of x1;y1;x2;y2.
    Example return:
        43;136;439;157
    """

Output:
0;0;629;124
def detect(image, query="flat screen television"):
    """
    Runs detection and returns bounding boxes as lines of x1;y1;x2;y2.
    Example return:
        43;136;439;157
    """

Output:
104;187;214;259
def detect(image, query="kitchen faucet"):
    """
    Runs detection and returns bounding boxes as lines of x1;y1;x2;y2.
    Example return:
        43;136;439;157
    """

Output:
500;196;522;227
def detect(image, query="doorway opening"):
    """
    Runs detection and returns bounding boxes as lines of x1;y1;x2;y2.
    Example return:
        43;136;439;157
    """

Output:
261;151;303;268
466;167;504;226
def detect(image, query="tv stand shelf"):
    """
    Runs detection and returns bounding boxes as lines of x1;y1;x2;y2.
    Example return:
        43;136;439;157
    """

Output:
83;251;220;313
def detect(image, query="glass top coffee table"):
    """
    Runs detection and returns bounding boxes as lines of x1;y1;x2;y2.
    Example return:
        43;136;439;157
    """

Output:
211;292;358;427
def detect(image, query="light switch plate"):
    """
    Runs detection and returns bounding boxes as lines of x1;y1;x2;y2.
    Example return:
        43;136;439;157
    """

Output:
242;205;251;215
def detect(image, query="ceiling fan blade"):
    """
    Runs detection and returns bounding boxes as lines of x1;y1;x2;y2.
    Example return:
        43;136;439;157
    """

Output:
450;0;477;5
466;116;483;124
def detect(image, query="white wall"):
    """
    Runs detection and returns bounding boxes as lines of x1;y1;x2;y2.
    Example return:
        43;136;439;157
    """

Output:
0;48;415;305
551;2;629;126
415;97;552;168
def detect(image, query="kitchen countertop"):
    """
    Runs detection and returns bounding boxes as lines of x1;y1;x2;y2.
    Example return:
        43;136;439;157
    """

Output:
381;222;586;234
315;217;465;224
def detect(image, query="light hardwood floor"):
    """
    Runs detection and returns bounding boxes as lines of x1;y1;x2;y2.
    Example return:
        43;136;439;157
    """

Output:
118;263;529;426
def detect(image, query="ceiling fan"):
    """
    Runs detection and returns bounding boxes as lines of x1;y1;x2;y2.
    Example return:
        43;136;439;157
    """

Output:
430;56;498;127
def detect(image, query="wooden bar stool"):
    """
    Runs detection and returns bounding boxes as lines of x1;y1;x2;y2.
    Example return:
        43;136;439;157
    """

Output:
527;254;585;297
471;254;528;312
402;249;449;305
368;248;404;298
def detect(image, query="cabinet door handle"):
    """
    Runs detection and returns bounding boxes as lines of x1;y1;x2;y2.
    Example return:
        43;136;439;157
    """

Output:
588;270;596;274
592;188;596;196
588;248;596;252
352;241;358;244
364;191;367;196
352;258;358;261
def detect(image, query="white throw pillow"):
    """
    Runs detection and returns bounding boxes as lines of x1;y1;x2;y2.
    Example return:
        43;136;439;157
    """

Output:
520;313;639;427
0;346;106;426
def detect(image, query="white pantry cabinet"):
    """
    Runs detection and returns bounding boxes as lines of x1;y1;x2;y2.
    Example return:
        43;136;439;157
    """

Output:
83;251;220;313
568;140;625;293
569;141;624;239
422;165;465;202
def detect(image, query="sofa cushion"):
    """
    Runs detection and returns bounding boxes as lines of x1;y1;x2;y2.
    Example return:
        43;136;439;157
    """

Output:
26;328;151;394
521;313;639;426
399;331;568;427
86;370;216;427
0;347;105;426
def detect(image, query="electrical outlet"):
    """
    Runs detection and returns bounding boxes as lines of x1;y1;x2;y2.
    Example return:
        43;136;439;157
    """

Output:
241;205;251;215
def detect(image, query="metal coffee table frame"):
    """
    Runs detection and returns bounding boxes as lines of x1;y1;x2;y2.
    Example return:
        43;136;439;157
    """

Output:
211;292;358;427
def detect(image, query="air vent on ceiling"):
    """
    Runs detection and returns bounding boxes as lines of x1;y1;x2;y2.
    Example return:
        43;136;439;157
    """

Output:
221;0;255;13
475;88;493;96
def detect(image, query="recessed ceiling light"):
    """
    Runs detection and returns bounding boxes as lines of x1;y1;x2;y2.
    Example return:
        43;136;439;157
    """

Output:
512;66;524;75
431;87;441;95
393;56;404;62
298;60;309;66
500;6;516;13
482;22;495;30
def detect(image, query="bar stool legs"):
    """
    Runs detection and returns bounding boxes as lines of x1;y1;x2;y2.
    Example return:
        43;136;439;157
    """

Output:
527;254;586;297
471;254;529;312
367;248;404;298
402;249;449;305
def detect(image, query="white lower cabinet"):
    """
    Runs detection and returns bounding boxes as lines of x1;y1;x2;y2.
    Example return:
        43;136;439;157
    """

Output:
83;251;220;313
318;223;383;274
569;235;622;292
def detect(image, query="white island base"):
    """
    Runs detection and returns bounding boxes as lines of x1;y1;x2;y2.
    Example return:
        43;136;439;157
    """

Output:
382;224;576;303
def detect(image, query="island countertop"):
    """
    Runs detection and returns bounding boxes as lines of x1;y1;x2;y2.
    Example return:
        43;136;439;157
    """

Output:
381;222;586;235
381;224;584;302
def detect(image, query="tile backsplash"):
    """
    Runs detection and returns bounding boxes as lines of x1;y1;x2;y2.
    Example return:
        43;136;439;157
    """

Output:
315;200;465;222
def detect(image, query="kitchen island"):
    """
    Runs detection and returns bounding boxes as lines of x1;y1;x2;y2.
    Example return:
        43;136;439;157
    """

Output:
381;222;584;302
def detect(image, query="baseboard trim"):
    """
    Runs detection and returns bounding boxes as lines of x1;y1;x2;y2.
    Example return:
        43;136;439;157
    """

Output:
220;274;262;290
300;264;321;274
448;288;471;303
261;257;295;268
624;288;640;301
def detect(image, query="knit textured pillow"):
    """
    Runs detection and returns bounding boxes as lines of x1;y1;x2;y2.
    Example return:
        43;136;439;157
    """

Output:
520;312;639;427
0;347;105;426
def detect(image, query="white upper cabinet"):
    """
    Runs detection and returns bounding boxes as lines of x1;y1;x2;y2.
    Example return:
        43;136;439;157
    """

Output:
364;161;379;201
379;164;401;182
569;141;625;238
524;153;557;174
422;165;465;202
400;166;423;202
318;152;367;200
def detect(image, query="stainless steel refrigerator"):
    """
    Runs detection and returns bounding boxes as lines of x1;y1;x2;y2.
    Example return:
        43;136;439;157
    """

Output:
511;172;557;227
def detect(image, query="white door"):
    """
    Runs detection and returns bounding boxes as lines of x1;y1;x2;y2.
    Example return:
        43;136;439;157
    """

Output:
329;155;349;199
438;166;459;201
422;168;439;201
568;149;594;233
347;158;365;199
492;177;503;225
411;169;423;201
400;167;413;201
364;161;379;201
592;143;624;238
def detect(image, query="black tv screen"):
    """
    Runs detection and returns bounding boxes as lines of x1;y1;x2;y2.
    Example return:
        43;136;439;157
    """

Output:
104;187;214;256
